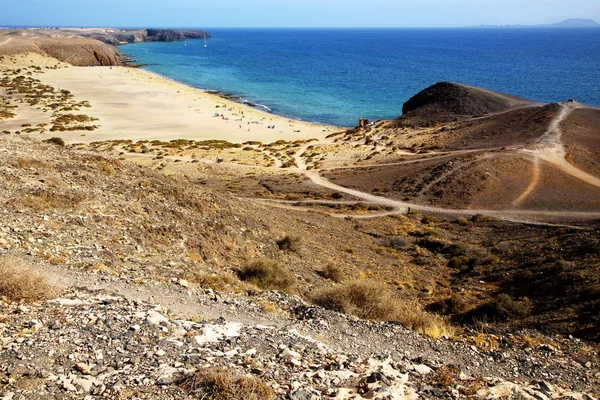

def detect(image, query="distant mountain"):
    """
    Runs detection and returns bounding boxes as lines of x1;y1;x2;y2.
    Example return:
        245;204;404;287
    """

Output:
476;18;600;29
545;18;600;28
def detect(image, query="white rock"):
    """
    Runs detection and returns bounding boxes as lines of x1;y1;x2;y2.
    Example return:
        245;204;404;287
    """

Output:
476;381;533;399
73;378;93;393
178;279;189;288
146;310;169;326
413;364;433;375
189;322;242;346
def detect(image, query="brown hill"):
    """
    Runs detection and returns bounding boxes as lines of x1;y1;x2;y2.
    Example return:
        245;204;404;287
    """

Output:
0;32;121;66
395;82;537;127
322;89;600;215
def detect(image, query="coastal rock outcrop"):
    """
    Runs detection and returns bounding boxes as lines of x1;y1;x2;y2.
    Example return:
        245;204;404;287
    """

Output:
89;29;210;45
0;28;210;66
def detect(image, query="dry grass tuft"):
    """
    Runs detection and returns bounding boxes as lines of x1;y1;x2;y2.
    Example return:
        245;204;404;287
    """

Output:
317;263;344;282
178;367;275;400
238;259;296;292
44;137;65;146
0;257;53;302
276;235;301;252
186;270;246;293
312;280;454;339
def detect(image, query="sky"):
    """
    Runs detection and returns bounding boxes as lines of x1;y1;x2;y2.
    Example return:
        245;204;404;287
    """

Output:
1;0;599;28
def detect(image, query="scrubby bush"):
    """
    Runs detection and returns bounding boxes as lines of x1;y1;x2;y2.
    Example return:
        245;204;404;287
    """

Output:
276;235;301;252
237;259;295;291
455;217;473;226
417;237;445;252
448;256;472;269
0;257;53;301
177;367;275;400
44;137;65;146
186;270;245;293
428;294;470;315
384;236;410;250
316;264;343;282
468;294;531;322
312;280;454;339
470;214;500;223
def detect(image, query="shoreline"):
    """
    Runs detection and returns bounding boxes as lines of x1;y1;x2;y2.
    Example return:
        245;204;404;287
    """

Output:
118;44;341;128
125;66;348;130
1;52;343;145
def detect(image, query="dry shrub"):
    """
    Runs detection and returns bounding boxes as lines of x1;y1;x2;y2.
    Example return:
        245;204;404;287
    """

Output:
0;257;53;302
21;190;86;211
238;259;295;291
312;280;454;339
186;270;245;293
178;367;275;400
10;157;50;170
317;263;344;282
44;137;65;146
467;294;531;322
276;235;301;252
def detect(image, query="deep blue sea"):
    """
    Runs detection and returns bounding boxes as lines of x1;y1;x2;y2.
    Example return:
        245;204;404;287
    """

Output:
120;28;600;127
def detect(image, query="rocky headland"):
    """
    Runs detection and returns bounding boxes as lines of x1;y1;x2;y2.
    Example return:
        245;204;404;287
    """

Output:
0;28;210;66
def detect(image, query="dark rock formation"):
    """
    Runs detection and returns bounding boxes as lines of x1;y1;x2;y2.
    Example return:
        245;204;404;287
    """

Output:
357;118;371;128
402;82;514;117
393;82;535;127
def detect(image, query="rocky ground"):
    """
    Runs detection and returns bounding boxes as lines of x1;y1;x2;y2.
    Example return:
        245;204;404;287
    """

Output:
1;279;599;399
0;135;599;399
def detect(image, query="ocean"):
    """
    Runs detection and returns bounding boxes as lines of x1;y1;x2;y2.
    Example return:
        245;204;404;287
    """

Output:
119;28;600;127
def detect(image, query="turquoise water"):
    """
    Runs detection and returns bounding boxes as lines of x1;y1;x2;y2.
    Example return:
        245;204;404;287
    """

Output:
120;28;600;127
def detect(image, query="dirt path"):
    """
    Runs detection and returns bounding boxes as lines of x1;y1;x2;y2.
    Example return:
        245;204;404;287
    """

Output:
522;103;600;191
513;156;540;206
289;111;600;225
0;38;12;47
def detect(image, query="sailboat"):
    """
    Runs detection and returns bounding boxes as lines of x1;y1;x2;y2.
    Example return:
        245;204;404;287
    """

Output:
203;33;207;48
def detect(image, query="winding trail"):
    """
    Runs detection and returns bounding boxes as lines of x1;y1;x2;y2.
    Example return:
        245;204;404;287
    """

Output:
284;104;600;225
0;38;12;47
513;156;540;206
516;103;600;205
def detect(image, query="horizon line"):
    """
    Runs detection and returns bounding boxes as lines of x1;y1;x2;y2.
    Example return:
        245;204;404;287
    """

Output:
2;25;600;30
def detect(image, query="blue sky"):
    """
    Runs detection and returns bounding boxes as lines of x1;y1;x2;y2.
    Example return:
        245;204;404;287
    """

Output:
2;0;599;28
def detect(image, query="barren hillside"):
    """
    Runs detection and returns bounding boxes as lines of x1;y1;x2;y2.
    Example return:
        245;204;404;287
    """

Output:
1;50;600;399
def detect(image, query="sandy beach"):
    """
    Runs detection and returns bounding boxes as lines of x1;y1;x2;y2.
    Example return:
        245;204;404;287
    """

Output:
0;53;341;144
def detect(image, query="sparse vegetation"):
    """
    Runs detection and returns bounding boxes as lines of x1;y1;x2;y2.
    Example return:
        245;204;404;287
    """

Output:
276;234;301;252
0;256;53;302
237;259;295;291
317;263;344;282
44;137;65;146
312;280;454;339
186;270;245;293
177;368;275;400
467;294;531;322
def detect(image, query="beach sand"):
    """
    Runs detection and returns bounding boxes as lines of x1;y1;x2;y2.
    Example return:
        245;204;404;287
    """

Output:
18;60;341;144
